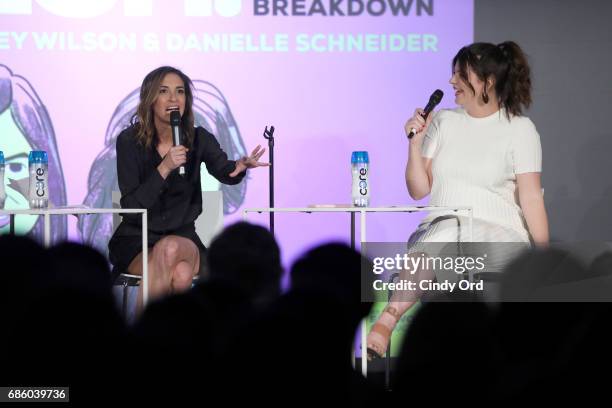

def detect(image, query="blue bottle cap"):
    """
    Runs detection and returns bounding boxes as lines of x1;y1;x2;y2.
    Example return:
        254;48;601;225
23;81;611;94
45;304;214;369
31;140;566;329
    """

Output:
0;151;4;164
351;151;369;164
28;151;48;164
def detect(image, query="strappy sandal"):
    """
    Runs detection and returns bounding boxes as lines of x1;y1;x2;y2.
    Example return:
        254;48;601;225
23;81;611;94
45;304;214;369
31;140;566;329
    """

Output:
366;305;401;360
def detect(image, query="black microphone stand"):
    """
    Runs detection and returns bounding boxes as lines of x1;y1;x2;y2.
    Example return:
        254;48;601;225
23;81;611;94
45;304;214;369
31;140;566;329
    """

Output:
263;126;275;235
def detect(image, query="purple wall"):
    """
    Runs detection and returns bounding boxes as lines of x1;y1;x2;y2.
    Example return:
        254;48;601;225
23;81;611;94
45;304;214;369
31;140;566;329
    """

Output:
0;0;473;266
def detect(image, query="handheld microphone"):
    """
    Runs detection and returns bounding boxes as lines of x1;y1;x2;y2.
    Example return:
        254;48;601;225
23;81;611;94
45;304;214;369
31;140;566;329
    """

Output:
170;110;185;176
407;89;444;139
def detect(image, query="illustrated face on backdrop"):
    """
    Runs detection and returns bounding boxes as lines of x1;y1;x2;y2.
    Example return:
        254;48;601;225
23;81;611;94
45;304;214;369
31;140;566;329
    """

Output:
0;109;38;234
0;64;67;242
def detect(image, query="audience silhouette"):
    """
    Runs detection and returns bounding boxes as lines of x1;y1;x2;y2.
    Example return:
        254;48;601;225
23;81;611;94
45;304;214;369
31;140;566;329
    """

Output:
1;226;610;404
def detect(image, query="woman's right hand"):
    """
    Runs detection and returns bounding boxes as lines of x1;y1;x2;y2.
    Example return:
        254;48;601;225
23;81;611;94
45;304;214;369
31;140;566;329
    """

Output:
158;145;188;178
163;145;188;170
404;108;434;142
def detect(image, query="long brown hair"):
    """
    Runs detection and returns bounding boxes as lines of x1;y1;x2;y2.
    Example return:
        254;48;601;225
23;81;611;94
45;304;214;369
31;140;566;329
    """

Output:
452;41;532;118
131;66;195;147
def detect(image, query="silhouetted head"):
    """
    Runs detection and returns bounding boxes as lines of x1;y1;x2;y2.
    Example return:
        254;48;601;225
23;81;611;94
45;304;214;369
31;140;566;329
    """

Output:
290;242;373;320
0;235;48;316
206;222;282;303
500;247;589;302
47;242;113;297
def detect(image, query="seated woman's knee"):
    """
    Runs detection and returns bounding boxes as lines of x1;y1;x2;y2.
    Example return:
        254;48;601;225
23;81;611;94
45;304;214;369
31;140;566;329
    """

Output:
172;263;194;289
156;236;181;265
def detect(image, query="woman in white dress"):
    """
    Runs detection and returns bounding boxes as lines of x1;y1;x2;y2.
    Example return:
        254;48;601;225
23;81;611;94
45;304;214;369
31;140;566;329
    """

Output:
366;41;549;359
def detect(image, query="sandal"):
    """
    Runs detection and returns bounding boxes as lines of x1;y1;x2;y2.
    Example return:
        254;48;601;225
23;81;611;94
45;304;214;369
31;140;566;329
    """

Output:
366;306;401;360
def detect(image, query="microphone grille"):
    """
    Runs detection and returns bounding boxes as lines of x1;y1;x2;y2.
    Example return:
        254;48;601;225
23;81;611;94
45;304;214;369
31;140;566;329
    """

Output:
430;89;444;104
170;110;181;125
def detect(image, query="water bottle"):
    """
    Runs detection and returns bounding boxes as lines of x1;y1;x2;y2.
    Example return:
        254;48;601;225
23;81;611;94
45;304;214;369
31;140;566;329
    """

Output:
351;151;370;207
0;151;5;209
28;151;49;209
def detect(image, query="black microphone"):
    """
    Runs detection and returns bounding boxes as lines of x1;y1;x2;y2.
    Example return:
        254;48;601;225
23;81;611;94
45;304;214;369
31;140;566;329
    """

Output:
407;89;444;139
170;110;185;176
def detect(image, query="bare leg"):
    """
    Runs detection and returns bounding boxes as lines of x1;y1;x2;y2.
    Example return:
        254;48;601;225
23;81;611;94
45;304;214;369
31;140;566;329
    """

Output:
366;301;416;359
171;260;198;292
127;251;157;315
366;252;434;359
152;236;199;294
127;235;200;313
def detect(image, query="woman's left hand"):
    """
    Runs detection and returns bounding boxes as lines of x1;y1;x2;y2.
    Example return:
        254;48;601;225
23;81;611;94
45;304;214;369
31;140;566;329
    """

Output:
229;145;270;177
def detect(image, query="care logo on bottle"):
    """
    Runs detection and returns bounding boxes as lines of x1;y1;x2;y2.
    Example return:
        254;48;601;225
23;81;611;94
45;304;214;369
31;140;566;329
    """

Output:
35;167;46;197
359;167;368;196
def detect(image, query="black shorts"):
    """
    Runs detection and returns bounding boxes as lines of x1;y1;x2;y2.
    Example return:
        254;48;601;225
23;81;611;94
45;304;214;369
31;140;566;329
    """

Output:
108;222;206;283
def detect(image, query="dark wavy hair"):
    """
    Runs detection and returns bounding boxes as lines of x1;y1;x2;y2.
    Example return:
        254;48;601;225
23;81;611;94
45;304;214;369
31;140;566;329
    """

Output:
133;66;195;148
452;41;532;118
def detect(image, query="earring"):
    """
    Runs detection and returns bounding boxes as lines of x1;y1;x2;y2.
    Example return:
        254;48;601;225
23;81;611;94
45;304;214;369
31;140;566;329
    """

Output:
482;91;489;104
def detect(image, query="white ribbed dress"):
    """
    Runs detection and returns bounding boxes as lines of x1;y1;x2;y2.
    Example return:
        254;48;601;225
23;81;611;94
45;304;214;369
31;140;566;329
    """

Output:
413;107;542;245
